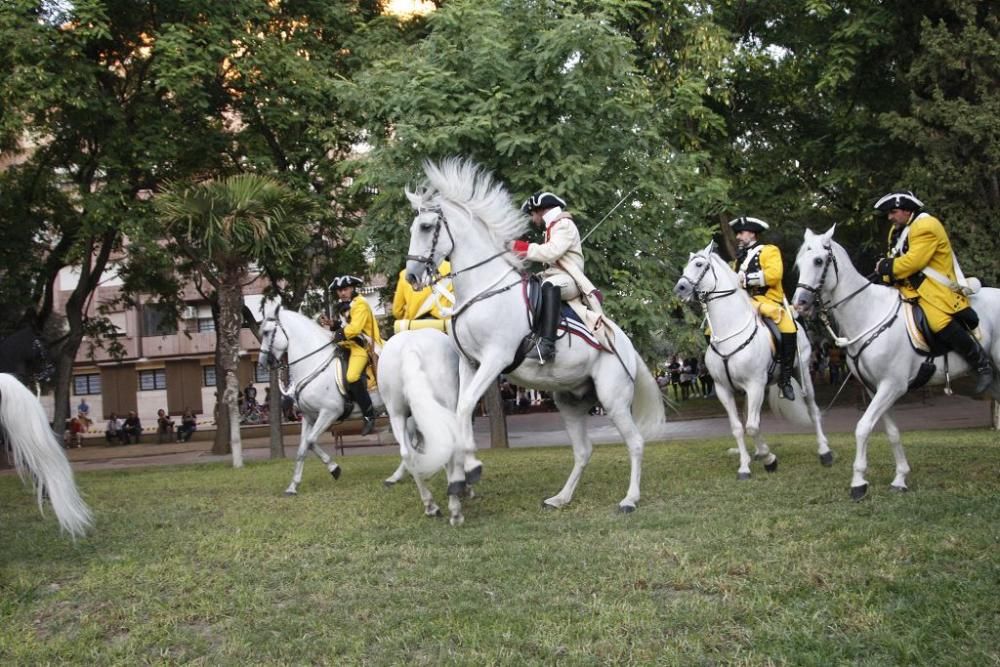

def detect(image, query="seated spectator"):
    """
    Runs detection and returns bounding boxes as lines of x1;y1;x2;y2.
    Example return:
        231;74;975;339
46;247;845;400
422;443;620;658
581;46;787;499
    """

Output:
105;412;123;445
66;416;84;448
156;409;175;443
177;408;197;442
122;411;142;444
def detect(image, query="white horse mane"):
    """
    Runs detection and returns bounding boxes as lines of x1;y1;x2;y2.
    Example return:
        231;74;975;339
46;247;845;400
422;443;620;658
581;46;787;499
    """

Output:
410;157;529;267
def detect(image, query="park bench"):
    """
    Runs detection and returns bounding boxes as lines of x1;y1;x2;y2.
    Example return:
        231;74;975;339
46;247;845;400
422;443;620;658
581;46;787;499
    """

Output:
330;416;392;456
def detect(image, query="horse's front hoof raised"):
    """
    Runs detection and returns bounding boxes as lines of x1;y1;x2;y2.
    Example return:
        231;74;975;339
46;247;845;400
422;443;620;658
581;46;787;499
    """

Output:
850;484;868;501
465;464;483;485
737;472;751;481
618;503;636;514
764;458;778;473
819;451;834;467
329;466;341;480
889;484;908;493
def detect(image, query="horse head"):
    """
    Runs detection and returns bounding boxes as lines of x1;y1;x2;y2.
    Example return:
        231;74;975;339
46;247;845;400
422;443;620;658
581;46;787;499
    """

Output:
673;241;737;302
257;301;289;371
793;225;839;318
404;158;527;289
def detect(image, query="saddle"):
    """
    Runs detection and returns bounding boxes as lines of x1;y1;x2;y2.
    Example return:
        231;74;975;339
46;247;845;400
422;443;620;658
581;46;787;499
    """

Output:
902;300;949;357
758;317;791;385
503;275;611;374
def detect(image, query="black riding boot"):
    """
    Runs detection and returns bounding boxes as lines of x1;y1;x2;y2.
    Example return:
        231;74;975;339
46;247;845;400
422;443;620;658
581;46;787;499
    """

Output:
537;283;561;362
779;332;797;400
349;379;377;435
936;320;993;395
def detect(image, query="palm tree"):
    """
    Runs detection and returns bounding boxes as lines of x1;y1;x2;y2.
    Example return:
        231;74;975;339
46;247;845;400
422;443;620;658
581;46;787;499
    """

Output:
156;174;314;467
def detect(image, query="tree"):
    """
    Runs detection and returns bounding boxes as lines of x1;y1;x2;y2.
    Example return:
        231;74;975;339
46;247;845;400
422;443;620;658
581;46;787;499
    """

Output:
155;174;314;466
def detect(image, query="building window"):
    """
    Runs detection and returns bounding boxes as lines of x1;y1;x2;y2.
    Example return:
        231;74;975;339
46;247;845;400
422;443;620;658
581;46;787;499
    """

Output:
74;373;101;395
142;303;177;336
197;317;215;333
139;369;167;391
254;365;270;383
203;366;216;387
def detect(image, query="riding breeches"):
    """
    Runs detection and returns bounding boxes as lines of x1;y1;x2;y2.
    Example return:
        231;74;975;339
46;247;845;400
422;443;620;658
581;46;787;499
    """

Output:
540;271;580;301
751;296;797;334
917;298;958;333
341;343;370;384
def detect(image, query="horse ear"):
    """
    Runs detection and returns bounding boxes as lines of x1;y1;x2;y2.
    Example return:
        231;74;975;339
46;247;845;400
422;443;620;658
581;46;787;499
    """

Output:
822;224;837;245
703;240;716;256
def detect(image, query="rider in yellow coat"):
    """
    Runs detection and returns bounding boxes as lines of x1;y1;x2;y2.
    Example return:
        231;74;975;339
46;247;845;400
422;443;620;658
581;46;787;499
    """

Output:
730;216;797;400
330;275;384;435
391;260;452;333
873;191;992;394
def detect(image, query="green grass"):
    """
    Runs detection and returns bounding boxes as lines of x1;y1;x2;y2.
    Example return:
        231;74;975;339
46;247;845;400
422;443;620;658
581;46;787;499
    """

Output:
2;429;999;665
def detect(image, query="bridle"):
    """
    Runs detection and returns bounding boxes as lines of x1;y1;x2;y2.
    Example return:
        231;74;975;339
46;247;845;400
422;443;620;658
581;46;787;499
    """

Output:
677;251;739;305
260;305;340;402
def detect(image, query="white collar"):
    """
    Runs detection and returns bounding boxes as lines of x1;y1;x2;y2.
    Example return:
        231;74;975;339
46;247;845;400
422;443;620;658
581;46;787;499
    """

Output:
542;207;564;225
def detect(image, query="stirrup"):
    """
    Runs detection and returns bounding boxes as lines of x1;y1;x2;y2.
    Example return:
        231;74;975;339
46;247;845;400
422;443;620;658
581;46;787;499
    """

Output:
536;337;556;362
779;382;795;401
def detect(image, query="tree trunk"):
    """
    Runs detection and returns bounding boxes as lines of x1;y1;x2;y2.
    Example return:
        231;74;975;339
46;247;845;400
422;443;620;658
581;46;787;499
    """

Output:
484;381;508;448
269;370;284;458
216;278;244;467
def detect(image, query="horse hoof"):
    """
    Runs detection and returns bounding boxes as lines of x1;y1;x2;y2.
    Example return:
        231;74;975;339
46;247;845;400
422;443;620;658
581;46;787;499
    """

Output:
819;452;834;467
383;479;396;488
447;481;466;497
284;490;297;496
449;515;465;527
541;500;558;510
764;458;778;473
431;508;443;517
850;484;868;501
737;472;751;481
618;504;636;514
330;466;341;480
889;484;908;493
465;464;483;485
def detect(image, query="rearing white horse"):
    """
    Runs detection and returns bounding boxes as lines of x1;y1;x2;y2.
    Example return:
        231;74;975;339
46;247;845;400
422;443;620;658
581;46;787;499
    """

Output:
404;158;665;513
673;243;832;478
257;301;384;495
793;226;1000;500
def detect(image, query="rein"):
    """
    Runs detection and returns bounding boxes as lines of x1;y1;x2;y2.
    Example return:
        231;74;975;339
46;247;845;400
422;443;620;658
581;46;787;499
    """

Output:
262;306;339;401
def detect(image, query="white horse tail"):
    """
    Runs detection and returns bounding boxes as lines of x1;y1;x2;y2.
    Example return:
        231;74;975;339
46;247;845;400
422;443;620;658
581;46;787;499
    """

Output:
631;356;667;440
767;379;812;427
0;374;93;538
401;352;459;477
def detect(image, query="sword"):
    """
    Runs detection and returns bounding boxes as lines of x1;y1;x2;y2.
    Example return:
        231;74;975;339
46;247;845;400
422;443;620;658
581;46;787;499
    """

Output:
580;188;636;244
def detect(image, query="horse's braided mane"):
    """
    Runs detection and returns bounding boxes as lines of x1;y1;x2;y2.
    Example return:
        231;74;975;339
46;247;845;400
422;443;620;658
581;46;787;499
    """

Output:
419;157;529;263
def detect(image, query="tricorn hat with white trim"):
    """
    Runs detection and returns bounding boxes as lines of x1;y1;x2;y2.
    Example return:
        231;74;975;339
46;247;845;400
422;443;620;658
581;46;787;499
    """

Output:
521;191;566;214
329;275;363;290
728;216;770;234
874;191;924;212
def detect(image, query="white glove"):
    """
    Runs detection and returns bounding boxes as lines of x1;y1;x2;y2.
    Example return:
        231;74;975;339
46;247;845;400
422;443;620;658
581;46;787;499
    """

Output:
737;271;747;288
744;271;765;287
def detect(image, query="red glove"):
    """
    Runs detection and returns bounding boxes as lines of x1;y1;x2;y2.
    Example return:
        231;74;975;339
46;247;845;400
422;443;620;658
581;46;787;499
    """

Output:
511;240;529;257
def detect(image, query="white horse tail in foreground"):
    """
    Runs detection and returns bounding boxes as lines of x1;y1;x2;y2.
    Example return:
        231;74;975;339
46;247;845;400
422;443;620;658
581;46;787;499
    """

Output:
1;373;92;537
674;243;832;479
378;329;480;525
405;157;665;513
793;225;1000;500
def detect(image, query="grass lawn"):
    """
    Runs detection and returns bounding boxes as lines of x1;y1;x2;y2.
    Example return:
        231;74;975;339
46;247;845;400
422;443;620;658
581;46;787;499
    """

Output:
2;429;998;665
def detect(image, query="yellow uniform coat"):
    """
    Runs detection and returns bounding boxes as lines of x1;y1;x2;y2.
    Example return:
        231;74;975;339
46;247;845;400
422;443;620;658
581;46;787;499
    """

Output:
735;243;796;334
391;261;452;332
339;295;384;385
883;213;969;332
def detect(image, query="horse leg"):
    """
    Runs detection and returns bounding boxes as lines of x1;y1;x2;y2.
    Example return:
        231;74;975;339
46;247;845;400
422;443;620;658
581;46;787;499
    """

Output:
304;408;344;480
594;383;646;512
403;459;441;517
383;410;412;487
716;384;752;479
445;448;466;526
880;409;910;492
543;392;595;510
384;461;409;488
453;357;504;485
850;385;905;501
799;359;833;466
744;382;777;473
285;416;314;496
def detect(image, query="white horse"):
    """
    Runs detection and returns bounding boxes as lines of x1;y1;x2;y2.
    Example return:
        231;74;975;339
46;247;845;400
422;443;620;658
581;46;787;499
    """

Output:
257;302;384;496
377;329;478;525
404;158;665;513
792;226;1000;500
673;243;832;478
1;373;92;537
